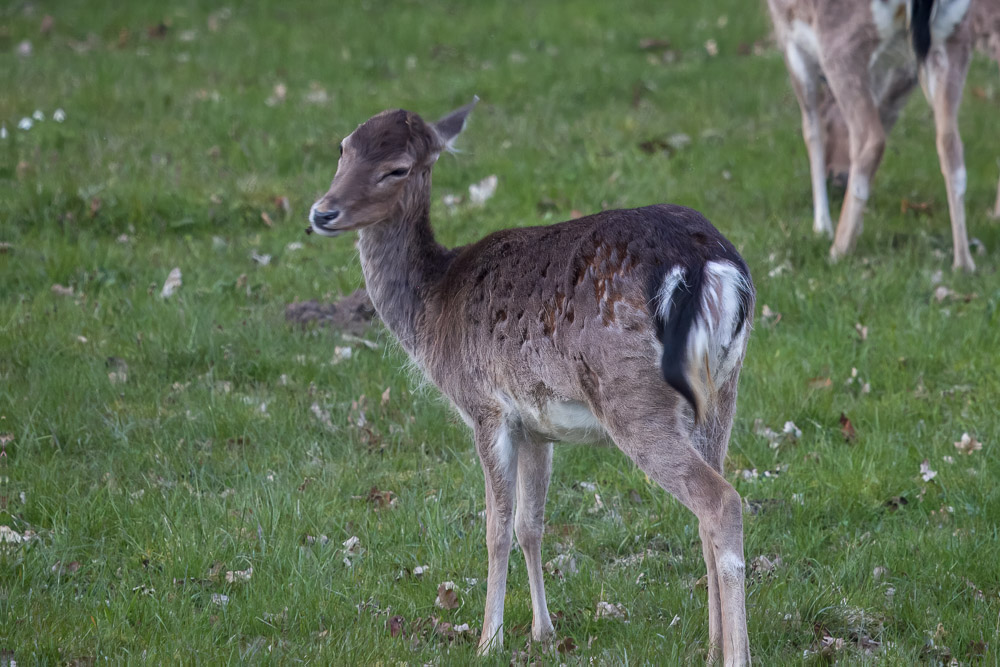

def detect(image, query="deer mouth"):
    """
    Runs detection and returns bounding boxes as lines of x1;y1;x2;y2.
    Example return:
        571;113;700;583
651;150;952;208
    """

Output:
307;221;345;237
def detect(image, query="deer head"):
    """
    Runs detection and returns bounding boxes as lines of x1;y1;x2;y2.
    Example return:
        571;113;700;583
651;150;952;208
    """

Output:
307;97;478;236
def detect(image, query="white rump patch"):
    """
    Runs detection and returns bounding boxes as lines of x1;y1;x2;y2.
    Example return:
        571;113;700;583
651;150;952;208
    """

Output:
930;0;971;45
655;260;750;387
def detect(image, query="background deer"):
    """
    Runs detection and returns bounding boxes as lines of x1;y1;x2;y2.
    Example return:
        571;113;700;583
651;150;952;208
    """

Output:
307;99;755;664
822;0;1000;220
768;0;981;270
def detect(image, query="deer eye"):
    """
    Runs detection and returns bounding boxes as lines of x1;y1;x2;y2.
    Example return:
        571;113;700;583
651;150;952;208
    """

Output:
379;167;410;182
338;143;344;156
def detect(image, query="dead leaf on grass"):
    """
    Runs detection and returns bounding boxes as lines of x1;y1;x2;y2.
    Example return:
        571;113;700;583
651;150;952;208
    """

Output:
545;553;578;578
760;304;781;326
839;413;856;442
225;566;253;583
147;22;169;39
638;37;672;50
808;376;832;390
900;198;932;215
365;485;397;510
556;636;577;653
594;601;627;621
953;432;982;455
388;614;406;638
435;581;460;609
342;536;363;567
920;459;937;482
160;267;182;298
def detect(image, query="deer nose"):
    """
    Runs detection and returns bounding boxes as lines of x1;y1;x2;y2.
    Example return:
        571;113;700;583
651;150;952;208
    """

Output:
313;209;340;224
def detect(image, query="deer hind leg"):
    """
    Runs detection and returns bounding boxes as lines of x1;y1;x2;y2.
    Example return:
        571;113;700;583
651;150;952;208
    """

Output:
922;38;975;271
605;409;749;666
823;65;886;260
475;416;520;655
514;440;555;642
785;40;834;236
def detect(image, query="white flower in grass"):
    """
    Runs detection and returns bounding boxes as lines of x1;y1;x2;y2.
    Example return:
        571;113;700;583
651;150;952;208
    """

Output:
1;124;7;139
920;459;937;482
18;117;33;131
32;110;44;121
53;108;66;122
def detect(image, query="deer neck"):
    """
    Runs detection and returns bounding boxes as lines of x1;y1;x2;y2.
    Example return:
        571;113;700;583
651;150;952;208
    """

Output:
356;177;450;359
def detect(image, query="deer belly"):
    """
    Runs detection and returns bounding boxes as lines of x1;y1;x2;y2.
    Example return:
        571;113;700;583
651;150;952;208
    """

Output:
520;400;610;444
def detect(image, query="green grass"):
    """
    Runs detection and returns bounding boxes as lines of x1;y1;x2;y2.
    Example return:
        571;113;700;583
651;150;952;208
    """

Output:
3;0;999;663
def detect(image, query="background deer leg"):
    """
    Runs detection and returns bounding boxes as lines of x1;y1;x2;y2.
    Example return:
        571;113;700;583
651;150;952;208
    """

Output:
824;67;885;260
922;39;975;271
475;417;520;655
785;43;834;236
514;440;555;643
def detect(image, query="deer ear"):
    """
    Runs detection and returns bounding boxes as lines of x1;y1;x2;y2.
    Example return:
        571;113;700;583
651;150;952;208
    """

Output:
432;96;479;152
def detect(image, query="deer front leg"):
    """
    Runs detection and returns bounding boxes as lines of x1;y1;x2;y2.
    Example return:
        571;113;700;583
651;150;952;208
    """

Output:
923;41;975;271
475;418;519;655
515;440;555;643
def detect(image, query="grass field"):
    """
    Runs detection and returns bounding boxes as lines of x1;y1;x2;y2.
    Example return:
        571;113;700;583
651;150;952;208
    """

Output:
3;0;999;663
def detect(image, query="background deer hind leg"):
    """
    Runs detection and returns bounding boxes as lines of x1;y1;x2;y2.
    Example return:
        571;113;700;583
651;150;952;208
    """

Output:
922;35;975;270
784;40;834;236
823;61;886;260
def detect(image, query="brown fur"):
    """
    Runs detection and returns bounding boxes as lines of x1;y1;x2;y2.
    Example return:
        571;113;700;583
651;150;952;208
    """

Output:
308;102;755;663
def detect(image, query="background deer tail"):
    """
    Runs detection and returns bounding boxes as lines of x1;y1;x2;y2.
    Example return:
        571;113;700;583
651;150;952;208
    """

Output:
911;0;936;62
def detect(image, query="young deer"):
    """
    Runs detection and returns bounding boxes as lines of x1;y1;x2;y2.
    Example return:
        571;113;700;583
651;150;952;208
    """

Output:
307;99;755;664
768;0;979;270
822;0;1000;220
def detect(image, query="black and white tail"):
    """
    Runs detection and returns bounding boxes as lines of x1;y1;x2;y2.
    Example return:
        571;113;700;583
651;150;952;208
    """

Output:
652;260;754;422
911;0;935;61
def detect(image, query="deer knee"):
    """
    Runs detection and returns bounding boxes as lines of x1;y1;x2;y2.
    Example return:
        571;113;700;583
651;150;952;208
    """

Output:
514;513;543;550
936;128;963;166
851;126;885;170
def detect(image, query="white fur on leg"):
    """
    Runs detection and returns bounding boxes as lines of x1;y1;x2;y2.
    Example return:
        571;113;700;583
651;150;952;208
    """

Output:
478;421;518;655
